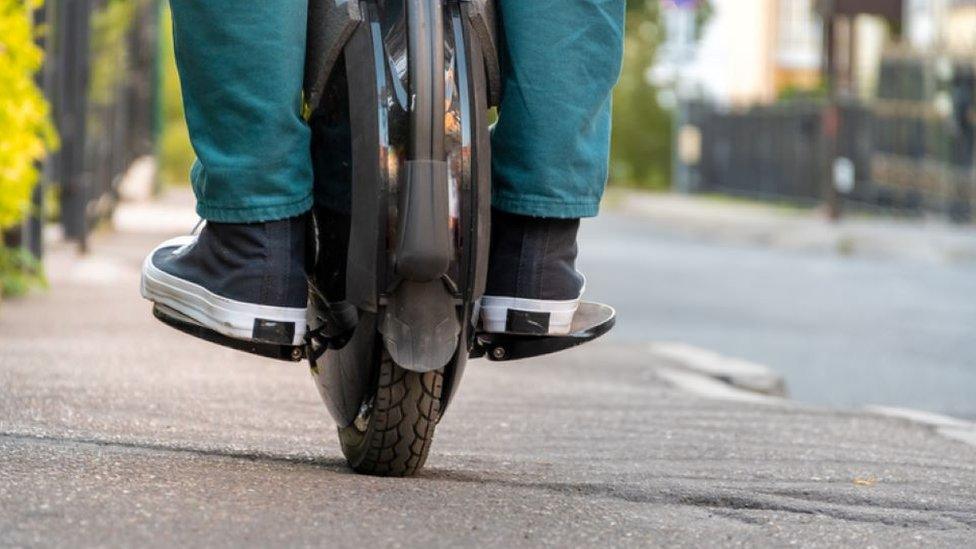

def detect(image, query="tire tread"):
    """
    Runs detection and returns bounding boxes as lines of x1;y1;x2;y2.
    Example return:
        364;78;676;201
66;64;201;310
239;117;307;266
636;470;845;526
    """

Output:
346;353;443;476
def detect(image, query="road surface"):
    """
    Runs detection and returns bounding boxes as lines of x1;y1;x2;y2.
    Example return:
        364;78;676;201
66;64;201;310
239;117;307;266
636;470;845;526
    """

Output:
581;212;976;418
1;198;974;547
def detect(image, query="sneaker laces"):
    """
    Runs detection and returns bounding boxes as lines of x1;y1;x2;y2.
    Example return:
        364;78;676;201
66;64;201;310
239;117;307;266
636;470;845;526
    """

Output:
171;219;205;257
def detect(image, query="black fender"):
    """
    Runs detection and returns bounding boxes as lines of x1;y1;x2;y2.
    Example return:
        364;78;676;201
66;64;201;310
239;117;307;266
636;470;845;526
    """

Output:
304;0;364;114
461;0;501;108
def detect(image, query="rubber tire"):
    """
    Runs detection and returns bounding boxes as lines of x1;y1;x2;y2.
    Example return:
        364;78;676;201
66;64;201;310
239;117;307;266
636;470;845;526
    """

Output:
338;350;443;477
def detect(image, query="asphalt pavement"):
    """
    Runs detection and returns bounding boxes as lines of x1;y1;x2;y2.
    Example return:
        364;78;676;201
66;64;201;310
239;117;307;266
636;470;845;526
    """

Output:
1;192;975;547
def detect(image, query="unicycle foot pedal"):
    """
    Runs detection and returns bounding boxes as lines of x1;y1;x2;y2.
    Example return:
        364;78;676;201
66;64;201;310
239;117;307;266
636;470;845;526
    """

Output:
471;302;616;362
152;304;307;362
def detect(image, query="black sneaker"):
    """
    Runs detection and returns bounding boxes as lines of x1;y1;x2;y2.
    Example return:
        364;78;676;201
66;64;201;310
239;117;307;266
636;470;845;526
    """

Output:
481;209;585;335
140;215;309;346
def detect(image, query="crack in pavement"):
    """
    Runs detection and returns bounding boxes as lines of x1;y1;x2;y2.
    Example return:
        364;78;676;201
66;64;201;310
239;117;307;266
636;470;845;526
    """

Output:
3;430;975;535
423;471;976;531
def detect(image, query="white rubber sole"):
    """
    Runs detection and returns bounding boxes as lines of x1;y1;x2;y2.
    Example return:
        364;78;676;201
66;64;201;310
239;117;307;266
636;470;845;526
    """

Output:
479;295;581;335
140;236;308;346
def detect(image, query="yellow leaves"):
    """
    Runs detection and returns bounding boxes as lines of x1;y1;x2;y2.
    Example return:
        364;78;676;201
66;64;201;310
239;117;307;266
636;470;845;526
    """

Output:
0;0;56;230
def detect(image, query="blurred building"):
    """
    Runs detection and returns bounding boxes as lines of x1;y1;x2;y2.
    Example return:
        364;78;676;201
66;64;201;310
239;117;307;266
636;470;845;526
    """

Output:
907;0;976;54
666;0;976;221
662;0;975;104
656;0;824;105
775;0;825;95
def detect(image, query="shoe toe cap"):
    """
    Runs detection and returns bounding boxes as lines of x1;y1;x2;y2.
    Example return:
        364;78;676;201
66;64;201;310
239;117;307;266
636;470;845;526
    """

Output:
145;235;197;274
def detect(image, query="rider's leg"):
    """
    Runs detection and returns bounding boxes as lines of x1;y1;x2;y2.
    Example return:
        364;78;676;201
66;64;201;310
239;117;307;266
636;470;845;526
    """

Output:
482;0;626;335
172;1;312;222
141;1;312;345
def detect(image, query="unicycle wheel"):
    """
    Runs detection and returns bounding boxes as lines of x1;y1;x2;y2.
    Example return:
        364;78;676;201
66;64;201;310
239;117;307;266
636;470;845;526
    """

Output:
337;349;443;477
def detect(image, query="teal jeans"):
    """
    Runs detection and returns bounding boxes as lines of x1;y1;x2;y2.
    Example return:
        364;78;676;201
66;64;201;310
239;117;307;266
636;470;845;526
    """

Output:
170;0;625;222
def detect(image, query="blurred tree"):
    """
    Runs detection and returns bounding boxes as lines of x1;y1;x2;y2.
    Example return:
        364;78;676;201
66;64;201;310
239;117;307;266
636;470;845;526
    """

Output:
157;5;194;186
0;0;56;298
89;0;135;109
610;0;672;190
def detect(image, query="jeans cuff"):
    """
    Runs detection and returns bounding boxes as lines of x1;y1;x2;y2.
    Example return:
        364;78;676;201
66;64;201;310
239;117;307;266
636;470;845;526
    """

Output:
195;194;313;223
491;193;600;219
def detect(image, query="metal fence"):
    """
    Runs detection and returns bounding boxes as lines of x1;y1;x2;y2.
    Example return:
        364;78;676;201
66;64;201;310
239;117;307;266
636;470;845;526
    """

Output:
682;101;827;203
25;0;159;255
677;59;976;222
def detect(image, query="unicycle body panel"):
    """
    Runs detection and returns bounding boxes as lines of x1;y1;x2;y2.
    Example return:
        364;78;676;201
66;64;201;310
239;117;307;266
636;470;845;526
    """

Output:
305;0;492;457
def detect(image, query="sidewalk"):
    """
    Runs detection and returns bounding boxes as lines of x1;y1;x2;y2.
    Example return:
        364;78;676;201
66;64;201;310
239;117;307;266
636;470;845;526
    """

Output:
607;190;976;264
1;190;975;547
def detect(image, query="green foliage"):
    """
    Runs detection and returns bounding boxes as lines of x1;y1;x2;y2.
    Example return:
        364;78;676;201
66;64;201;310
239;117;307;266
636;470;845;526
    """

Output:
778;81;828;102
89;0;136;110
0;0;56;299
694;0;714;33
0;245;46;298
610;1;672;190
158;6;194;186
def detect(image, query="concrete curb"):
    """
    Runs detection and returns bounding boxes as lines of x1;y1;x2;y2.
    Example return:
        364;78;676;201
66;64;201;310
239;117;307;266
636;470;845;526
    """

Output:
653;365;787;406
865;406;976;448
647;342;788;397
646;341;976;449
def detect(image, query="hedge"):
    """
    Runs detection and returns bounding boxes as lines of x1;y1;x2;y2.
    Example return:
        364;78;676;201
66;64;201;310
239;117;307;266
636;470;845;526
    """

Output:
0;0;56;298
